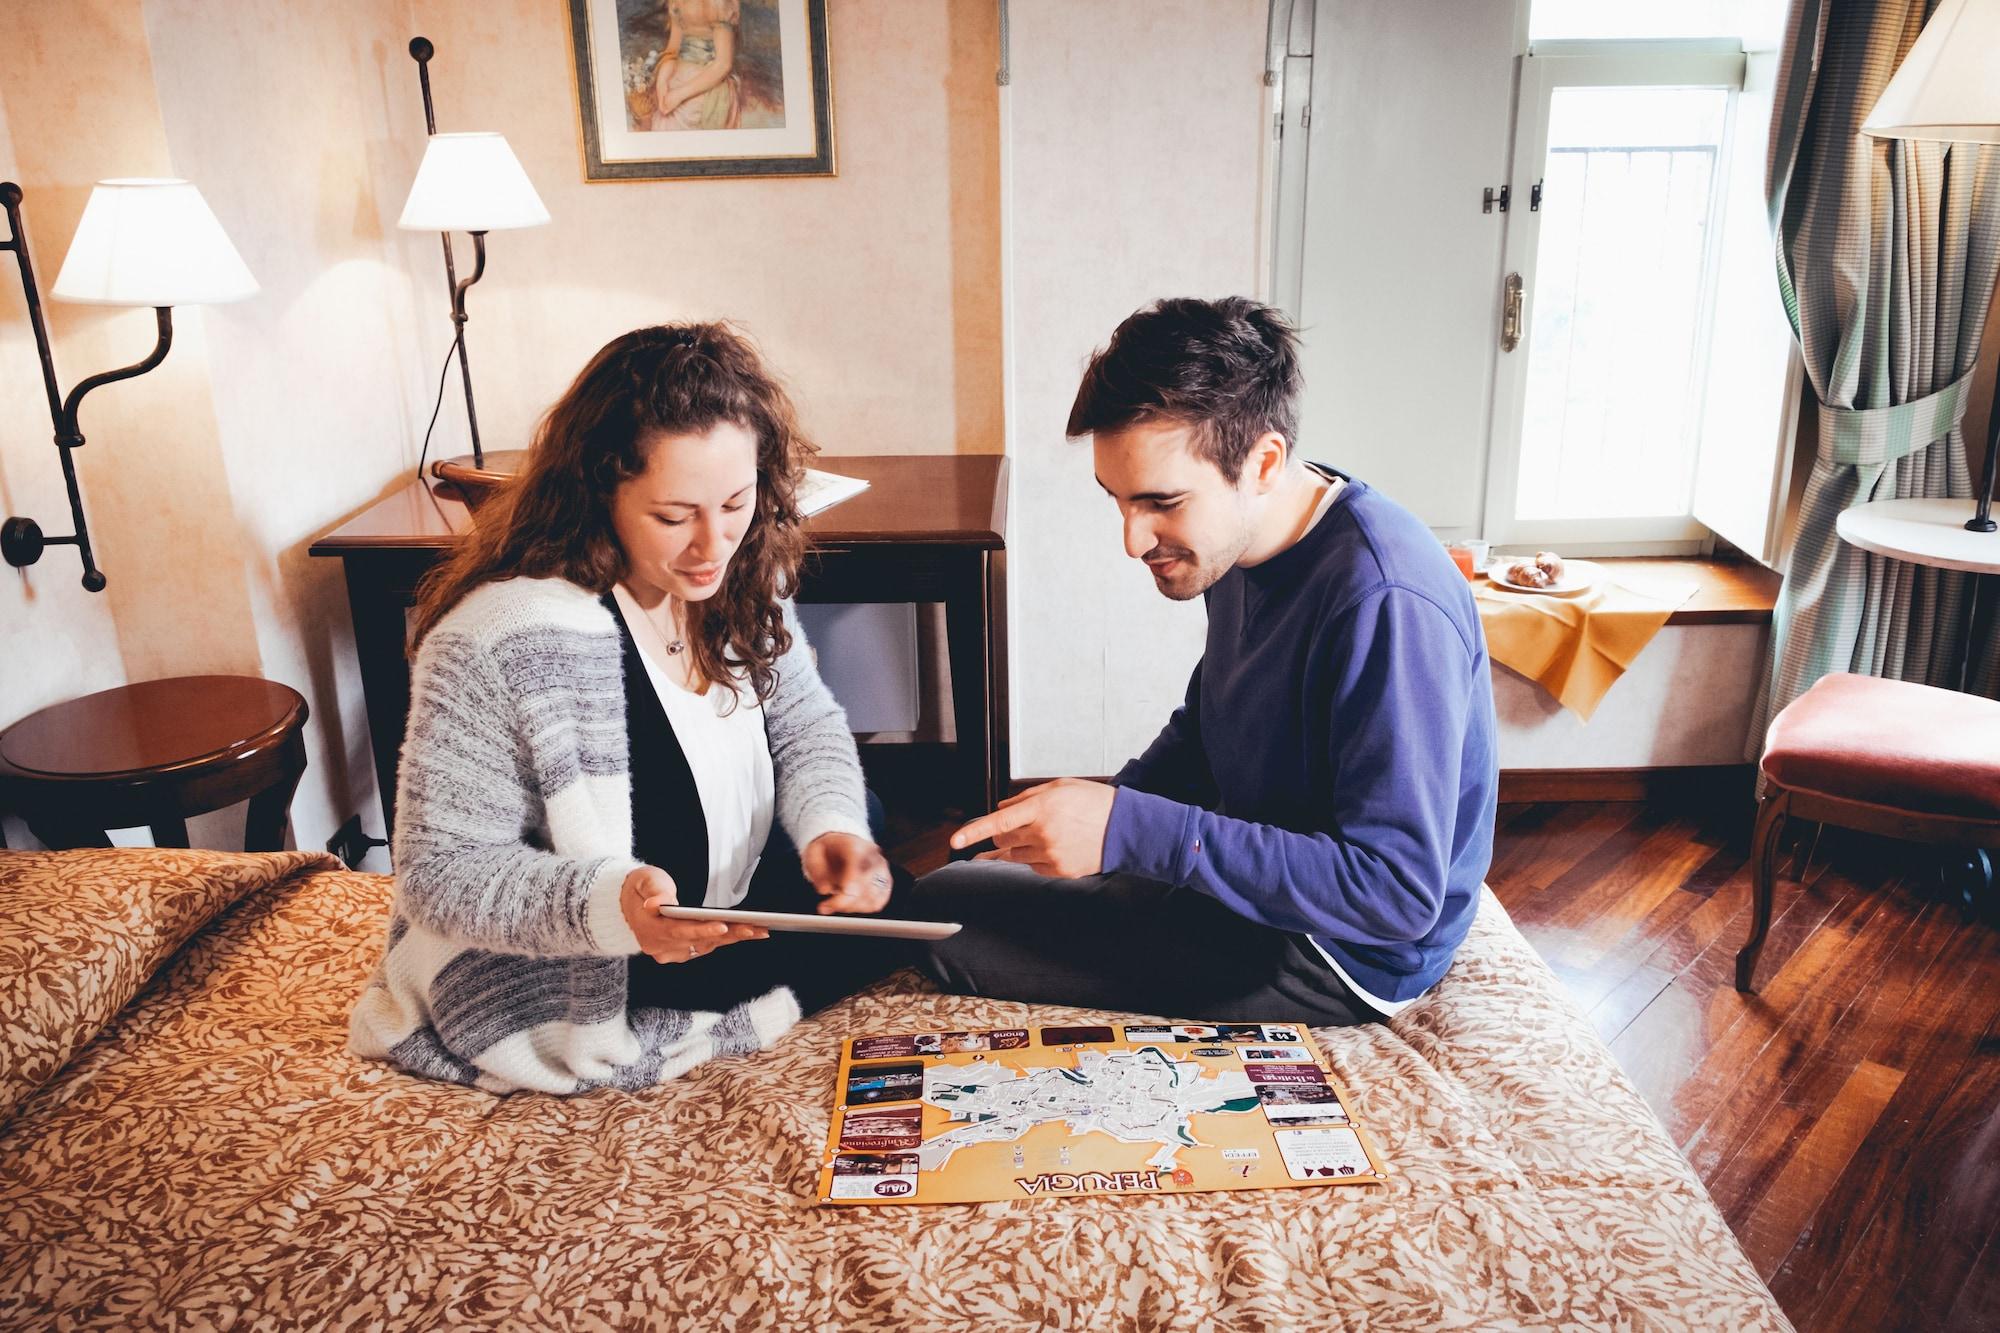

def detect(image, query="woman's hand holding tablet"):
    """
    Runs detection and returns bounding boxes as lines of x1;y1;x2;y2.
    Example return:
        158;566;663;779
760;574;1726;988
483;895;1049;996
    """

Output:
622;864;770;963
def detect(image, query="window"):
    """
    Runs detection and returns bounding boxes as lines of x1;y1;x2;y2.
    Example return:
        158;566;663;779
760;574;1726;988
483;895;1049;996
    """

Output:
1517;84;1731;523
1272;2;1800;561
1482;39;1799;556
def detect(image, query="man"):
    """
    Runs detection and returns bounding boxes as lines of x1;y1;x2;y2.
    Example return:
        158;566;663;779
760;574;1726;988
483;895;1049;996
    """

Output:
917;296;1498;1025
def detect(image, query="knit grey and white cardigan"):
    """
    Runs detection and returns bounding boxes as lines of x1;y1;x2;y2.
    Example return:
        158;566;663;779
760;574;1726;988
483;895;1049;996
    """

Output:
349;575;871;1094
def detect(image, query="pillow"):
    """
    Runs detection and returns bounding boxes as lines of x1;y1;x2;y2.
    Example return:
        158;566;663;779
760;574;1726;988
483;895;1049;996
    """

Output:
0;847;339;1126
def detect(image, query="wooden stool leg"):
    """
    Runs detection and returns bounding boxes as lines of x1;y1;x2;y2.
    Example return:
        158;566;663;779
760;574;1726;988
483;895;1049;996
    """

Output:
243;737;307;853
149;818;190;848
1736;789;1790;993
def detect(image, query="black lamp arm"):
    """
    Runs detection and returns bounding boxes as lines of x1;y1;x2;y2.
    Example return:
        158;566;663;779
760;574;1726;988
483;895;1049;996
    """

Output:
450;231;488;466
408;38;489;468
1;307;172;593
1;182;64;428
452;230;488;322
60;307;174;444
0;179;178;592
1969;372;2000;534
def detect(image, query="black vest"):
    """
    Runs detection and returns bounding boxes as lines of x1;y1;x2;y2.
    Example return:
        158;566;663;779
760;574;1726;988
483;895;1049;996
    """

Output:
602;593;709;904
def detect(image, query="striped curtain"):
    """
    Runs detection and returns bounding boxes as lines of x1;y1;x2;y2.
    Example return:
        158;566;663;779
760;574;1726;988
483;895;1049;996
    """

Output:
1751;0;2000;750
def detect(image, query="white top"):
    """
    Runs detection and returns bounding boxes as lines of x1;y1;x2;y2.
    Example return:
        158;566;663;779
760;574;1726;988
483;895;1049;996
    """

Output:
1836;496;2000;575
613;585;776;908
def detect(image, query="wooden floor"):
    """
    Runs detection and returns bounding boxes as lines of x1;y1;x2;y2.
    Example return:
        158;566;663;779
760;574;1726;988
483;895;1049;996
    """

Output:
880;777;2000;1333
1488;795;2000;1333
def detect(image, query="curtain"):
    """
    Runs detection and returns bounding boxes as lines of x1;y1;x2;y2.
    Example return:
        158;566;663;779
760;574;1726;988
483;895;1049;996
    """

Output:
1752;0;2000;752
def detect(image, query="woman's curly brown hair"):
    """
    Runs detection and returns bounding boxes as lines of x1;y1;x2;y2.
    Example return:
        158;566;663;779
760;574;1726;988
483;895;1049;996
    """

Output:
409;322;814;703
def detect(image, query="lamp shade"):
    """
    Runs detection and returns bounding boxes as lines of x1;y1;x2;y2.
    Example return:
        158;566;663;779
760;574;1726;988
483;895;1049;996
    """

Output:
1861;0;2000;143
398;132;551;231
50;179;258;306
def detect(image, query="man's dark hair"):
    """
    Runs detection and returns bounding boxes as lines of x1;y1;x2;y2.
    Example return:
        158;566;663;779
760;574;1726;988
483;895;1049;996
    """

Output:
1065;296;1303;482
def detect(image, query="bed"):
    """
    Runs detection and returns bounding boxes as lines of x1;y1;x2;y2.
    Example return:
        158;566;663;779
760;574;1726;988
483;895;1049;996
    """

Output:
0;848;1791;1329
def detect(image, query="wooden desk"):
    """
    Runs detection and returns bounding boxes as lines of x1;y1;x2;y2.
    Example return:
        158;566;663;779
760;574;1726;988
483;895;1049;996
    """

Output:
309;455;1009;834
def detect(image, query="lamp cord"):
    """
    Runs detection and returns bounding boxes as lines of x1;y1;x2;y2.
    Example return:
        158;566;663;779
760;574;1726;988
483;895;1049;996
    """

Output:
415;334;459;481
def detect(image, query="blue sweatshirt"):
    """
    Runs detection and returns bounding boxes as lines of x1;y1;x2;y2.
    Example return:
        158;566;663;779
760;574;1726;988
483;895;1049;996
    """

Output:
1101;474;1498;1002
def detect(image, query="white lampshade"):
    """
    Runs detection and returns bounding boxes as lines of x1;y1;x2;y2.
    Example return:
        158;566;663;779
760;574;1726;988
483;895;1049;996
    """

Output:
50;179;258;307
398;132;550;232
1861;0;2000;143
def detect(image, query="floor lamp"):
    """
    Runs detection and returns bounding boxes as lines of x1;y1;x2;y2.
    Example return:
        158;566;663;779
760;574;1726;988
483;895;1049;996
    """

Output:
400;37;549;480
1861;0;2000;533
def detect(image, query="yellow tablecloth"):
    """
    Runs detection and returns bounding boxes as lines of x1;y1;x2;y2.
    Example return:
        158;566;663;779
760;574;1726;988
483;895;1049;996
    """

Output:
1475;569;1699;720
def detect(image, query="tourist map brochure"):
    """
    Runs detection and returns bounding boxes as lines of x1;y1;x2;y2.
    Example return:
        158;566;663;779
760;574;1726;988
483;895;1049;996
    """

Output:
817;1022;1389;1205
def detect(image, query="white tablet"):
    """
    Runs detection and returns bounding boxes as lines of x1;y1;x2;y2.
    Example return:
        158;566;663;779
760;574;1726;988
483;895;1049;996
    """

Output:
658;905;962;941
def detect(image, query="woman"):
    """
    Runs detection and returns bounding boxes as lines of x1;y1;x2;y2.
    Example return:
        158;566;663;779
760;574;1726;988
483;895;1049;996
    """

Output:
350;323;908;1094
650;0;742;131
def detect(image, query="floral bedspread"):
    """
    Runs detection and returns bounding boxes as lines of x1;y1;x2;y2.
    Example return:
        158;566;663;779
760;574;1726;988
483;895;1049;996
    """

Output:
0;853;1788;1330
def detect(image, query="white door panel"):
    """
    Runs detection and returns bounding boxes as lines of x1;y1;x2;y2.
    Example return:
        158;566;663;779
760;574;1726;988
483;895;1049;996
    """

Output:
1293;0;1525;533
1688;49;1800;567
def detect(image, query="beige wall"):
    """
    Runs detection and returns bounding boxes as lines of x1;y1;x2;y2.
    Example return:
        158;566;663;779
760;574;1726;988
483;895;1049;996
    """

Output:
8;0;1919;847
405;0;1003;459
1;0;432;856
0;60;130;727
0;0;267;858
1003;0;1268;778
0;0;244;718
2;0;1002;857
140;0;442;854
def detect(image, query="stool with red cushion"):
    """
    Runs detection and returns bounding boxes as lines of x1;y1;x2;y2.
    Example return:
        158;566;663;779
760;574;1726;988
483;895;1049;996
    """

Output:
1737;672;2000;992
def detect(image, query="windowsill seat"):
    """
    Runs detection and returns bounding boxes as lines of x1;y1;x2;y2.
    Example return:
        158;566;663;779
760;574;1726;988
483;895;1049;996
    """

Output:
1585;556;1779;625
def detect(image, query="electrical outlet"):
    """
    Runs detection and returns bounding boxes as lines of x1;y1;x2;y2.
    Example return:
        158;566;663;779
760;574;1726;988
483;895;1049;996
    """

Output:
326;815;387;869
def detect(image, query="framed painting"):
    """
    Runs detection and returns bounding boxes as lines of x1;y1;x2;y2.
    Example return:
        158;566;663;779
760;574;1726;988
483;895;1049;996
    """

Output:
566;0;835;180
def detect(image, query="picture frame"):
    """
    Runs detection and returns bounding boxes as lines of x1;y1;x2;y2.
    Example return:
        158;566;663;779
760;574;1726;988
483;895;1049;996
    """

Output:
565;0;835;181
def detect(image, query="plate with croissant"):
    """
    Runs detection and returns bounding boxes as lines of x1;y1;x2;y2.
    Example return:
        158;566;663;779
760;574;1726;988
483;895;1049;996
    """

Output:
1488;551;1598;596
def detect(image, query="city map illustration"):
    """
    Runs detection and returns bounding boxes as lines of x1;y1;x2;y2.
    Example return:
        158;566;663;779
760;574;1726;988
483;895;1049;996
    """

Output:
818;1023;1389;1205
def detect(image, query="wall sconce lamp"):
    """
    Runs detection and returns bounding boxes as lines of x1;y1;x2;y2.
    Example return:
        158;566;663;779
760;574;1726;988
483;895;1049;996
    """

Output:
400;38;550;476
1;178;257;590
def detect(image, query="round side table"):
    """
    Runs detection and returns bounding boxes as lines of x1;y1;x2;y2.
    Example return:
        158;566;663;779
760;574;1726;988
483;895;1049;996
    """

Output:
0;676;309;852
1837;496;2000;691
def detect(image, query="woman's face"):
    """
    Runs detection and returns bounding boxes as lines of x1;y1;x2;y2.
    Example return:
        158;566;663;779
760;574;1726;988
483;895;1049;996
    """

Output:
610;419;760;604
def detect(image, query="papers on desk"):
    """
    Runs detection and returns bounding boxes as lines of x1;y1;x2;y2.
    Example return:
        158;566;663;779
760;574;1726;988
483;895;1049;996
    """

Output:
800;468;870;517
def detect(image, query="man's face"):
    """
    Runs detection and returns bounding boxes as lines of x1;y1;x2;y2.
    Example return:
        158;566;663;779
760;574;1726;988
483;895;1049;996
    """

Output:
1094;419;1256;601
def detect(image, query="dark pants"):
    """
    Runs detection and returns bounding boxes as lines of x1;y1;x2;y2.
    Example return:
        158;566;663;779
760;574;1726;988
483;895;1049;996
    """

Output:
914;860;1381;1027
627;794;920;1017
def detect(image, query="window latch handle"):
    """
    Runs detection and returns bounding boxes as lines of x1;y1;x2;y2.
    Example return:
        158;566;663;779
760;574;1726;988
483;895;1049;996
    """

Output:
1501;272;1524;352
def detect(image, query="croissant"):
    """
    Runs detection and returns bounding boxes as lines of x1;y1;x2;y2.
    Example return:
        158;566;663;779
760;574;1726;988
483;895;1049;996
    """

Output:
1504;551;1565;589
